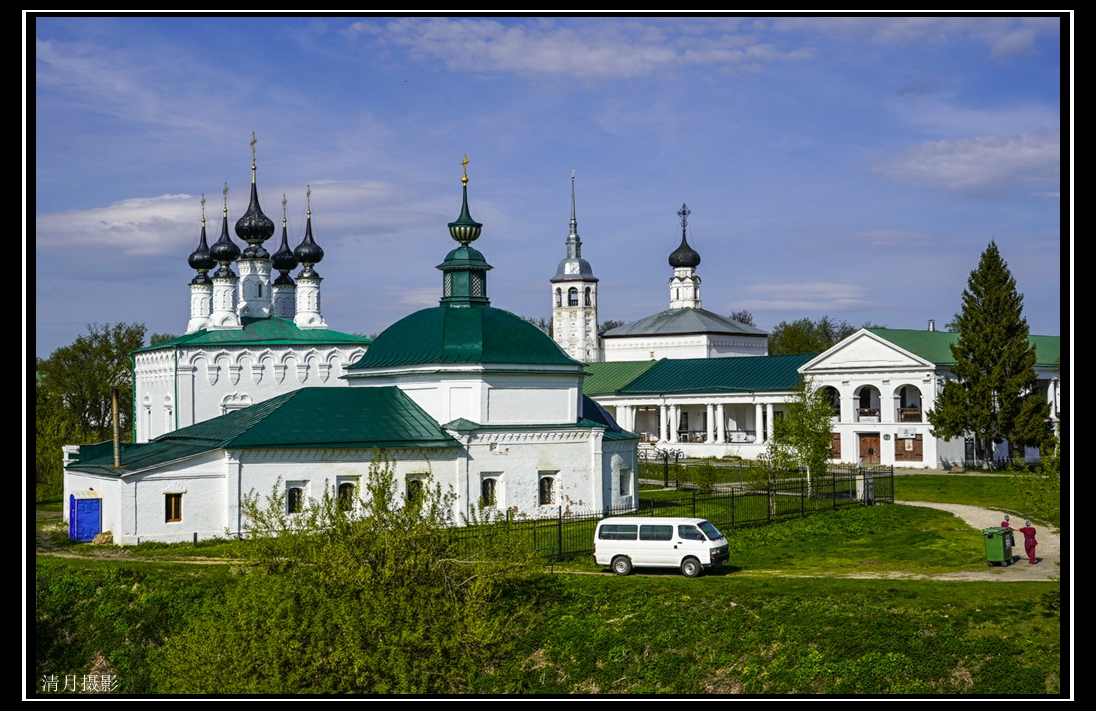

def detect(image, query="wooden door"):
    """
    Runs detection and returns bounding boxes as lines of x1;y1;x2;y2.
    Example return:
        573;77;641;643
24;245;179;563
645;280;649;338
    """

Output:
859;433;881;464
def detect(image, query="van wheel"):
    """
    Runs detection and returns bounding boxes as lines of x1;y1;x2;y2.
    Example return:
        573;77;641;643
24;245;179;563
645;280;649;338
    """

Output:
611;556;633;576
681;557;702;578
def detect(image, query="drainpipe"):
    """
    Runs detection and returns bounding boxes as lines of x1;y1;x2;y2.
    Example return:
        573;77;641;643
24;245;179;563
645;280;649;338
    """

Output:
112;388;121;470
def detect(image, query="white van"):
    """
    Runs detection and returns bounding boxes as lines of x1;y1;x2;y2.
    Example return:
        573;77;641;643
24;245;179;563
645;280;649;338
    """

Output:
593;517;729;577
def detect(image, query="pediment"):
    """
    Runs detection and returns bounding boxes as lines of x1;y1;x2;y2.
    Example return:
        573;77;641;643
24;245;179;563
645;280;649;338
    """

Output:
801;330;933;373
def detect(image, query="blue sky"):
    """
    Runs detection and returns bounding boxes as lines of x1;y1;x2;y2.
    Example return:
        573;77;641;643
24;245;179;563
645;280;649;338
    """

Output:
33;16;1066;358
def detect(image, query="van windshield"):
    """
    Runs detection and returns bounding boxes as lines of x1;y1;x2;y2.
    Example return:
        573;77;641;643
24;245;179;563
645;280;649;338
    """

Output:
698;521;724;541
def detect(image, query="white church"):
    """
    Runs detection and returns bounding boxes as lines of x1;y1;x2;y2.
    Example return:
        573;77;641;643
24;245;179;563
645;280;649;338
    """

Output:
63;157;639;545
548;193;1060;469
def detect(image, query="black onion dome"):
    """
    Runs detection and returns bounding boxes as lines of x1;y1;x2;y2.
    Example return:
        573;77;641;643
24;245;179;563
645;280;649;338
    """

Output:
235;181;275;258
294;211;324;276
272;221;298;283
668;231;701;268
188;221;215;272
209;212;241;274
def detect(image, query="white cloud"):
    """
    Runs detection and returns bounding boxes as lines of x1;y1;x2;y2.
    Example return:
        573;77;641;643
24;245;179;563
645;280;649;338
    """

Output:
874;131;1060;197
734;282;874;311
346;18;811;78
770;16;1058;59
34;180;439;259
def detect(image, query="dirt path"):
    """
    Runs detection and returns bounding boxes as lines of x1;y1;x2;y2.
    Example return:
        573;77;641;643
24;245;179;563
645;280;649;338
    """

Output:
890;500;1061;581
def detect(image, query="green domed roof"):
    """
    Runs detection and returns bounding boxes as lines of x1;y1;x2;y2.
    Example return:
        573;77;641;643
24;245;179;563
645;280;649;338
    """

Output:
348;306;579;369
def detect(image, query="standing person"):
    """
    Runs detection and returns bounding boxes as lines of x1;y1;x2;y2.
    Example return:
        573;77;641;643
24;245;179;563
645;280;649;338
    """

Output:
1000;514;1011;528
1018;520;1038;564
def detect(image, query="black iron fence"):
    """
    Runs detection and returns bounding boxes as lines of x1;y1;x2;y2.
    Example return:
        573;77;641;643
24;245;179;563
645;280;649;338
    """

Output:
450;464;893;562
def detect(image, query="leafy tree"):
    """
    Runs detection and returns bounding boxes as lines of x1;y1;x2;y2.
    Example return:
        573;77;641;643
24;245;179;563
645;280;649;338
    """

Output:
598;319;626;334
34;366;80;500
769;316;853;355
152;450;540;694
36;323;147;442
522;315;553;338
928;242;1050;461
767;376;837;480
35;323;147;499
729;309;756;326
148;332;176;346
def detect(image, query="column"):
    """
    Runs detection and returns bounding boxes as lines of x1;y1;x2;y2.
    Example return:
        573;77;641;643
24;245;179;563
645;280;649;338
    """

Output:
706;403;715;443
766;403;775;442
669;405;679;443
716;403;725;444
659;404;668;442
755;403;763;443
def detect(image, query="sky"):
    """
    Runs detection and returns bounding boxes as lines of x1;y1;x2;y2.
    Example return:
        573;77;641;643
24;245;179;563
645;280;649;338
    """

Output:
32;15;1067;359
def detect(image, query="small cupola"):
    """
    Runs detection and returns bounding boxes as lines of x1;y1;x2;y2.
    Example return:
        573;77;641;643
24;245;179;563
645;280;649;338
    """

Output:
187;194;215;284
438;155;491;308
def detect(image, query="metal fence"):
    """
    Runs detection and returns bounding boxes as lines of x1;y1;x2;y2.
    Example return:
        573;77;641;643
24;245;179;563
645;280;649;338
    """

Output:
450;464;893;562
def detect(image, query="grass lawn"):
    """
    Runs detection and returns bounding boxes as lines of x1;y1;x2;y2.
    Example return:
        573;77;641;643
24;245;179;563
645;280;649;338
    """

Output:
481;575;1060;695
894;474;1048;520
33;501;1060;696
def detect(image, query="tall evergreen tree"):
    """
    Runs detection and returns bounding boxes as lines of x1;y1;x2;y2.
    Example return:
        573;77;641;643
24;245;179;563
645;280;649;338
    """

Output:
928;242;1050;461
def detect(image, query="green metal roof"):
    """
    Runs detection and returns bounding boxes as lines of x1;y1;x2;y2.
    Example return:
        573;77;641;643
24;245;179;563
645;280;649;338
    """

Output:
68;387;458;476
435;395;639;441
348;306;579;369
132;317;371;353
865;329;1060;367
609;354;815;396
601;307;767;338
582;361;662;397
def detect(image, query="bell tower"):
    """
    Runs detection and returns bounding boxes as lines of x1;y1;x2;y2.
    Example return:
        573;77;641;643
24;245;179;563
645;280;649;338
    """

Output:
550;172;599;362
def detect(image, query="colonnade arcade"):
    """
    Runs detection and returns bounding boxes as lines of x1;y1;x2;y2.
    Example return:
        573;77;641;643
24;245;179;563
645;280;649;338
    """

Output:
608;400;784;446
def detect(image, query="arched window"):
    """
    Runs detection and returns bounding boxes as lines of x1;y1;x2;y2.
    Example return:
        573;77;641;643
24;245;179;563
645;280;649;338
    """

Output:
568;288;579;307
406;479;424;507
584;287;591;306
555;288;562;307
287;487;304;514
338;482;355;510
539;473;556;506
481;478;497;507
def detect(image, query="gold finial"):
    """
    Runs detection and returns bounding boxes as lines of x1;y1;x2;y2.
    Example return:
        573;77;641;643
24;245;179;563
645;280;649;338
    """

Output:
222;182;229;216
281;193;287;225
306;184;312;217
461;154;469;186
200;193;206;226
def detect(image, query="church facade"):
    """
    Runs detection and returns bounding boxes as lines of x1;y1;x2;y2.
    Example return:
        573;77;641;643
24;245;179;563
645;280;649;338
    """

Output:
63;159;638;545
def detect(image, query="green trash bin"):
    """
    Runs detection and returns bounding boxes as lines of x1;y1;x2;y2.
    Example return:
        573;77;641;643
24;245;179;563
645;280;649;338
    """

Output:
983;526;1015;566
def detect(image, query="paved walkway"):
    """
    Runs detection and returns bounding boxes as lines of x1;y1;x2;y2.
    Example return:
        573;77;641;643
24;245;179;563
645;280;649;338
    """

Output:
893;500;1061;582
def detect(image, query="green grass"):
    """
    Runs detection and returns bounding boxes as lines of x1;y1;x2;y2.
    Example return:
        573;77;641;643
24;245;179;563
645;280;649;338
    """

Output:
33;503;1060;696
895;474;1048;519
475;575;1061;694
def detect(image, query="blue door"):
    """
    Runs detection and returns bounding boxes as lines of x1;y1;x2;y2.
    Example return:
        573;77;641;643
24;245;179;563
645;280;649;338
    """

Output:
69;495;101;542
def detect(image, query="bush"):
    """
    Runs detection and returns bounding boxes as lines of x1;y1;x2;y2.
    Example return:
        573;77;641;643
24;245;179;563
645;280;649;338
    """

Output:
151;450;542;694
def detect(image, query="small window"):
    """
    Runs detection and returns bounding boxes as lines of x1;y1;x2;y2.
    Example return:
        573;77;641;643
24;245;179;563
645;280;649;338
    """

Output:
619;467;631;497
584;287;591;306
165;494;182;523
598;524;638;540
677;525;704;541
407;478;424;506
639;524;673;541
555;288;562;307
538;475;556;506
338;482;356;510
568;288;578;307
481;478;497;507
287;487;304;514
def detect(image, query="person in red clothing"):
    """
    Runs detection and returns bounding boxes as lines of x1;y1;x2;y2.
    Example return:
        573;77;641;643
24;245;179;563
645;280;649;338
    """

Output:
1017;520;1038;564
1000;514;1011;528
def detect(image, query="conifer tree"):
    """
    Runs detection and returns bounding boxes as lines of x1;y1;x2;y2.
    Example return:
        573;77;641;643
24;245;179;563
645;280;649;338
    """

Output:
928;242;1050;461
